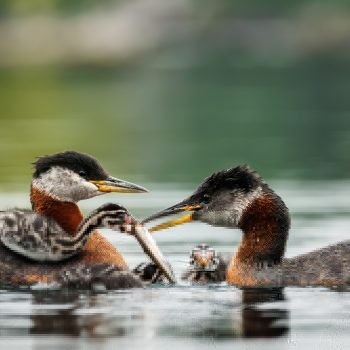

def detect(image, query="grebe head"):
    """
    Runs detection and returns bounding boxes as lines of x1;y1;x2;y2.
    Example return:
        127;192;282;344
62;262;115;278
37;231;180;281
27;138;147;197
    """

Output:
145;166;290;271
190;244;219;272
31;151;148;203
81;203;134;232
144;165;266;230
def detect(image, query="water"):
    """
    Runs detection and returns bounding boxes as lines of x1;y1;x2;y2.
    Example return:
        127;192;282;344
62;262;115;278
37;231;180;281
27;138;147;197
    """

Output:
0;181;350;349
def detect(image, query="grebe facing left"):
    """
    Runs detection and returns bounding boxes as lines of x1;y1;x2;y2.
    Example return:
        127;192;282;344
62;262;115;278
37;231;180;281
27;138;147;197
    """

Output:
144;165;350;288
0;151;173;288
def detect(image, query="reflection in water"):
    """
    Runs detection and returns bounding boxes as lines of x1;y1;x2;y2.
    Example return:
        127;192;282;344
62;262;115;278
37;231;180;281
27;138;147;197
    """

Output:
13;287;289;340
155;287;289;339
241;288;289;338
30;291;104;337
30;291;79;336
29;290;132;338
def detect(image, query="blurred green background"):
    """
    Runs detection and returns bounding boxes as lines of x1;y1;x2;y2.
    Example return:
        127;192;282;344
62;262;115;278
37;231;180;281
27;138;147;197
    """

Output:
1;0;350;191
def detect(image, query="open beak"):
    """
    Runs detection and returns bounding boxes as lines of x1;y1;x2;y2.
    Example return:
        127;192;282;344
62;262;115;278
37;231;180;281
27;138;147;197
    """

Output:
132;222;176;284
90;176;148;193
142;199;202;233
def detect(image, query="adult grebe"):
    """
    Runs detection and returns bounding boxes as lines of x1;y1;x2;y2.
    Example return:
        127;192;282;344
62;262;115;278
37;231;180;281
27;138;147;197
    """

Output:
0;151;174;288
144;165;350;287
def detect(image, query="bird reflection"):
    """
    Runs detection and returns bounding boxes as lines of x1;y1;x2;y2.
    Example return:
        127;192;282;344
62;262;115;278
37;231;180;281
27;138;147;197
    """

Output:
154;287;289;339
29;290;126;337
27;287;288;339
240;288;289;338
30;291;92;336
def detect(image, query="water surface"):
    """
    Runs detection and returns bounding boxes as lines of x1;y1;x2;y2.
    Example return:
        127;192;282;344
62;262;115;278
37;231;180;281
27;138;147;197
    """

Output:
0;181;349;349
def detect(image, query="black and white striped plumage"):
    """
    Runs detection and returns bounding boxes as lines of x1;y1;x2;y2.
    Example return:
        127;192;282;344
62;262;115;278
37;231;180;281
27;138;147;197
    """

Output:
132;262;167;284
0;204;131;262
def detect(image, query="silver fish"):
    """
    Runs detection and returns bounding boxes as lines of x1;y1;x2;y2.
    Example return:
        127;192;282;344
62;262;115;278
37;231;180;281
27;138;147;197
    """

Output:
130;222;176;284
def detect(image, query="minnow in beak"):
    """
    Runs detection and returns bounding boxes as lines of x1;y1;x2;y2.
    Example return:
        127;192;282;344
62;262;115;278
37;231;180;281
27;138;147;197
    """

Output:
90;176;148;193
132;224;176;284
142;199;202;233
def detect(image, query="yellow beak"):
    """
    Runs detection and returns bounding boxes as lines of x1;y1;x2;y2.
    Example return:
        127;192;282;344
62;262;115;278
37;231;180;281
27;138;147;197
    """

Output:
143;203;202;233
149;213;194;232
90;176;148;193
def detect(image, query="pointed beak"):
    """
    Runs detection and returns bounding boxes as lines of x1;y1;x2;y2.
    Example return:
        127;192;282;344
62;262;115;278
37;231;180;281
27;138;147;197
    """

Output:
132;223;176;284
90;176;148;194
142;199;202;233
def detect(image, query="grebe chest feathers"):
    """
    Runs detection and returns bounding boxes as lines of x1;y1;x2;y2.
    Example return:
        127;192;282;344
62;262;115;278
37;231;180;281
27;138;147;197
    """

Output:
145;166;350;287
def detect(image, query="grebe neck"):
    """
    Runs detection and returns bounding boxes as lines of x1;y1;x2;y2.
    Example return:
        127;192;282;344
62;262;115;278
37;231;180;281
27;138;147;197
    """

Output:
30;185;83;235
235;193;290;267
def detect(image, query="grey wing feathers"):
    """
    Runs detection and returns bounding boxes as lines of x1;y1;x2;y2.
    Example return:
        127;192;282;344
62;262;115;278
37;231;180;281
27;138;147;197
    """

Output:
283;240;350;286
0;210;76;261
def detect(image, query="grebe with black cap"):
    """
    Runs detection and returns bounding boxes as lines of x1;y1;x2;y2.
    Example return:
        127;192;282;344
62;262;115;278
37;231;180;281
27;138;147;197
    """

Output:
0;151;175;288
144;165;350;287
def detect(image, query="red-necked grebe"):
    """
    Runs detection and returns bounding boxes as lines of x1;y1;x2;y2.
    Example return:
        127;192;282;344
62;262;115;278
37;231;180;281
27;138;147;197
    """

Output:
144;165;350;287
0;151;174;288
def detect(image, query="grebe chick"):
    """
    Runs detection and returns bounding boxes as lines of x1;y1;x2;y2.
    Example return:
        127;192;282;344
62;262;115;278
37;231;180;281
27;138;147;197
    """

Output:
0;151;173;288
181;244;229;283
144;165;350;287
133;244;229;284
1;203;134;262
132;262;168;284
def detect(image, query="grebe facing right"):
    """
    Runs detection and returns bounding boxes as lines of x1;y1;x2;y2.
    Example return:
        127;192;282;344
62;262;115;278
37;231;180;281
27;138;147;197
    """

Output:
0;151;174;288
144;166;350;287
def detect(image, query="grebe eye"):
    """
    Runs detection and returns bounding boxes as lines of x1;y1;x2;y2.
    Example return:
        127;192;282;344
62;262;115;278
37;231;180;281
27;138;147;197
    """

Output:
79;170;87;178
202;194;210;203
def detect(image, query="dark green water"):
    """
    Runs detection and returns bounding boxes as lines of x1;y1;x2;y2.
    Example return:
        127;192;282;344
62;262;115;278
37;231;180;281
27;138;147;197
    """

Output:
1;60;350;190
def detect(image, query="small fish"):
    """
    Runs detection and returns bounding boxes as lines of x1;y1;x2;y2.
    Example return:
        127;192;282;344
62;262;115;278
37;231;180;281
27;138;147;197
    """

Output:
128;219;176;284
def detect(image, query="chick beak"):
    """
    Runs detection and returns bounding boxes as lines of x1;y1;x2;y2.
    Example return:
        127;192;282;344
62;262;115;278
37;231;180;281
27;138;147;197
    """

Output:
197;257;209;268
142;200;202;233
90;176;148;193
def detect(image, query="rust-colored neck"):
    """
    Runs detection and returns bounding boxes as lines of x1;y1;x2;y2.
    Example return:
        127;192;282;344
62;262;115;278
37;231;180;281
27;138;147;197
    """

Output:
30;186;83;235
235;194;290;266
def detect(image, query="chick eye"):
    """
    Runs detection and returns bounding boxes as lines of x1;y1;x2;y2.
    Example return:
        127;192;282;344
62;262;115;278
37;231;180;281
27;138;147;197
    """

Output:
79;170;87;178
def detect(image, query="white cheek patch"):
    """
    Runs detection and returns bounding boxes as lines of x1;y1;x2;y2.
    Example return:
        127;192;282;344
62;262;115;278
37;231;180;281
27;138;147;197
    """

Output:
231;186;263;225
200;186;263;227
32;166;100;202
79;181;103;200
